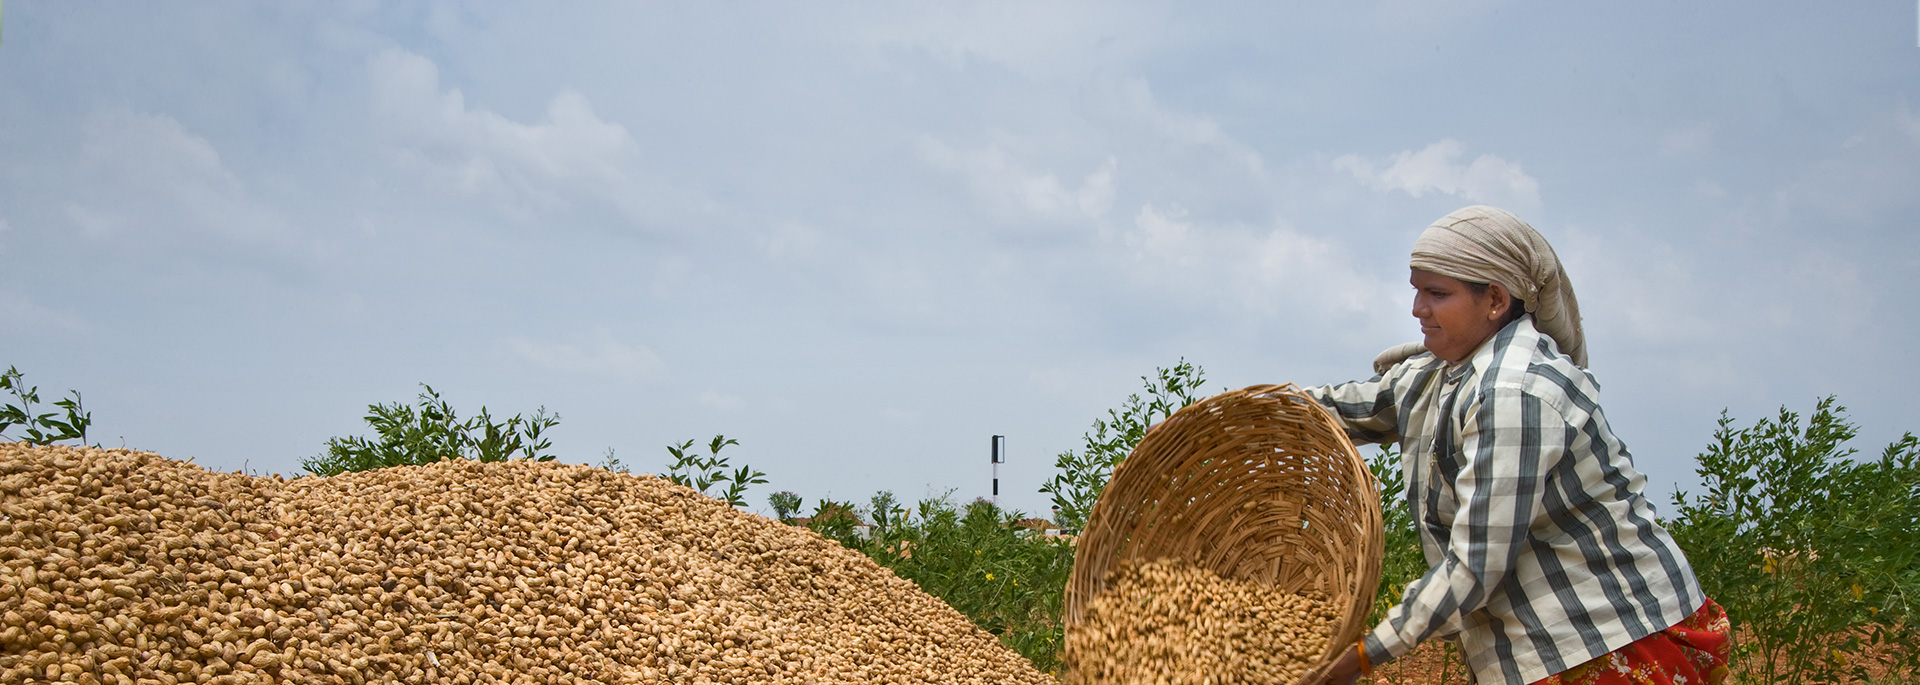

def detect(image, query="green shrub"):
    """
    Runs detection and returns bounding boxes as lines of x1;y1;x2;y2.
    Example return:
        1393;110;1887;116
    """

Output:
1039;360;1205;533
868;490;903;536
596;447;630;473
302;384;558;476
767;490;803;524
0;366;91;446
1366;443;1427;626
856;494;1074;676
661;435;766;508
806;498;864;541
1668;398;1919;683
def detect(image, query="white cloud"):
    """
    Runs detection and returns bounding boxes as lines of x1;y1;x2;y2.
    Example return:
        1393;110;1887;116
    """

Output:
697;390;747;412
1247;226;1395;316
913;80;1270;246
1114;203;1401;325
68;109;293;247
1772;108;1920;224
916;138;1116;225
1559;227;1719;346
366;48;646;221
1899;105;1920;143
1124;204;1203;267
1113;80;1265;176
506;334;668;383
1080;157;1120;217
1333;139;1541;208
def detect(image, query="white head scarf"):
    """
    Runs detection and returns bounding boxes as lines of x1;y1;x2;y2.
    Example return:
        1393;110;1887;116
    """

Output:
1372;205;1586;374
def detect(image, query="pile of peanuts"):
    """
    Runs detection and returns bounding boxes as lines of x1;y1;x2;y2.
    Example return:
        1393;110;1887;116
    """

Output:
0;444;1052;684
1063;558;1338;685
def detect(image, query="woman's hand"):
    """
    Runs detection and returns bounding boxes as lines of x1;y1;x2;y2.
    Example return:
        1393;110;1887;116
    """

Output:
1304;643;1365;685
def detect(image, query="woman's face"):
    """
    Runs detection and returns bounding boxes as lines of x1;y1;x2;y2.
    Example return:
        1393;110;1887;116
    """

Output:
1410;267;1509;364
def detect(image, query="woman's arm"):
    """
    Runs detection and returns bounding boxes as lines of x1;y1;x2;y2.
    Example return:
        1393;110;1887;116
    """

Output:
1300;371;1405;447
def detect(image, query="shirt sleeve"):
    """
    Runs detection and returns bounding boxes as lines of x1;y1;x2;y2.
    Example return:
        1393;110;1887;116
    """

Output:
1363;386;1568;664
1300;371;1403;446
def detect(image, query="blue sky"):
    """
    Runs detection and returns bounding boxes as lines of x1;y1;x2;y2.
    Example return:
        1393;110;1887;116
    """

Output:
2;1;1916;519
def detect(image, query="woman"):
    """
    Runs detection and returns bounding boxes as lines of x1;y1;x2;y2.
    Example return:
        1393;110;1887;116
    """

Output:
1304;206;1729;685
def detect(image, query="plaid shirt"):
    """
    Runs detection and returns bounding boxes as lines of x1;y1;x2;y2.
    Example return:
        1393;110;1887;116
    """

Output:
1306;317;1703;684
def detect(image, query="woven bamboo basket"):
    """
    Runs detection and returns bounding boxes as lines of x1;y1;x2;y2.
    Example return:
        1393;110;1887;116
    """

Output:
1065;383;1384;683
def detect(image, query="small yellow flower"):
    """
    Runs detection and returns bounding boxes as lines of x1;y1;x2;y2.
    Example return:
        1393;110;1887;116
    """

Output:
1852;583;1864;600
985;573;995;581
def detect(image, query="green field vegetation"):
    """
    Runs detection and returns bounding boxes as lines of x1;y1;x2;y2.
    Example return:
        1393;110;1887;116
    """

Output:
1668;399;1920;683
797;491;1076;675
5;364;1915;683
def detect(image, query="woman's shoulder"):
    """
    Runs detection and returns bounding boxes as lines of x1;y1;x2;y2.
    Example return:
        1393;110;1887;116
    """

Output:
1480;318;1602;411
1376;349;1449;394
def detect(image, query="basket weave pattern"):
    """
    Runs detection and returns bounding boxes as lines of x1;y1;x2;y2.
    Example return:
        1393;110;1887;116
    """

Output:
1065;384;1384;682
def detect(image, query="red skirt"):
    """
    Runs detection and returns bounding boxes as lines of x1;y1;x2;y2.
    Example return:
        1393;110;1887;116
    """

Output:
1530;598;1731;685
